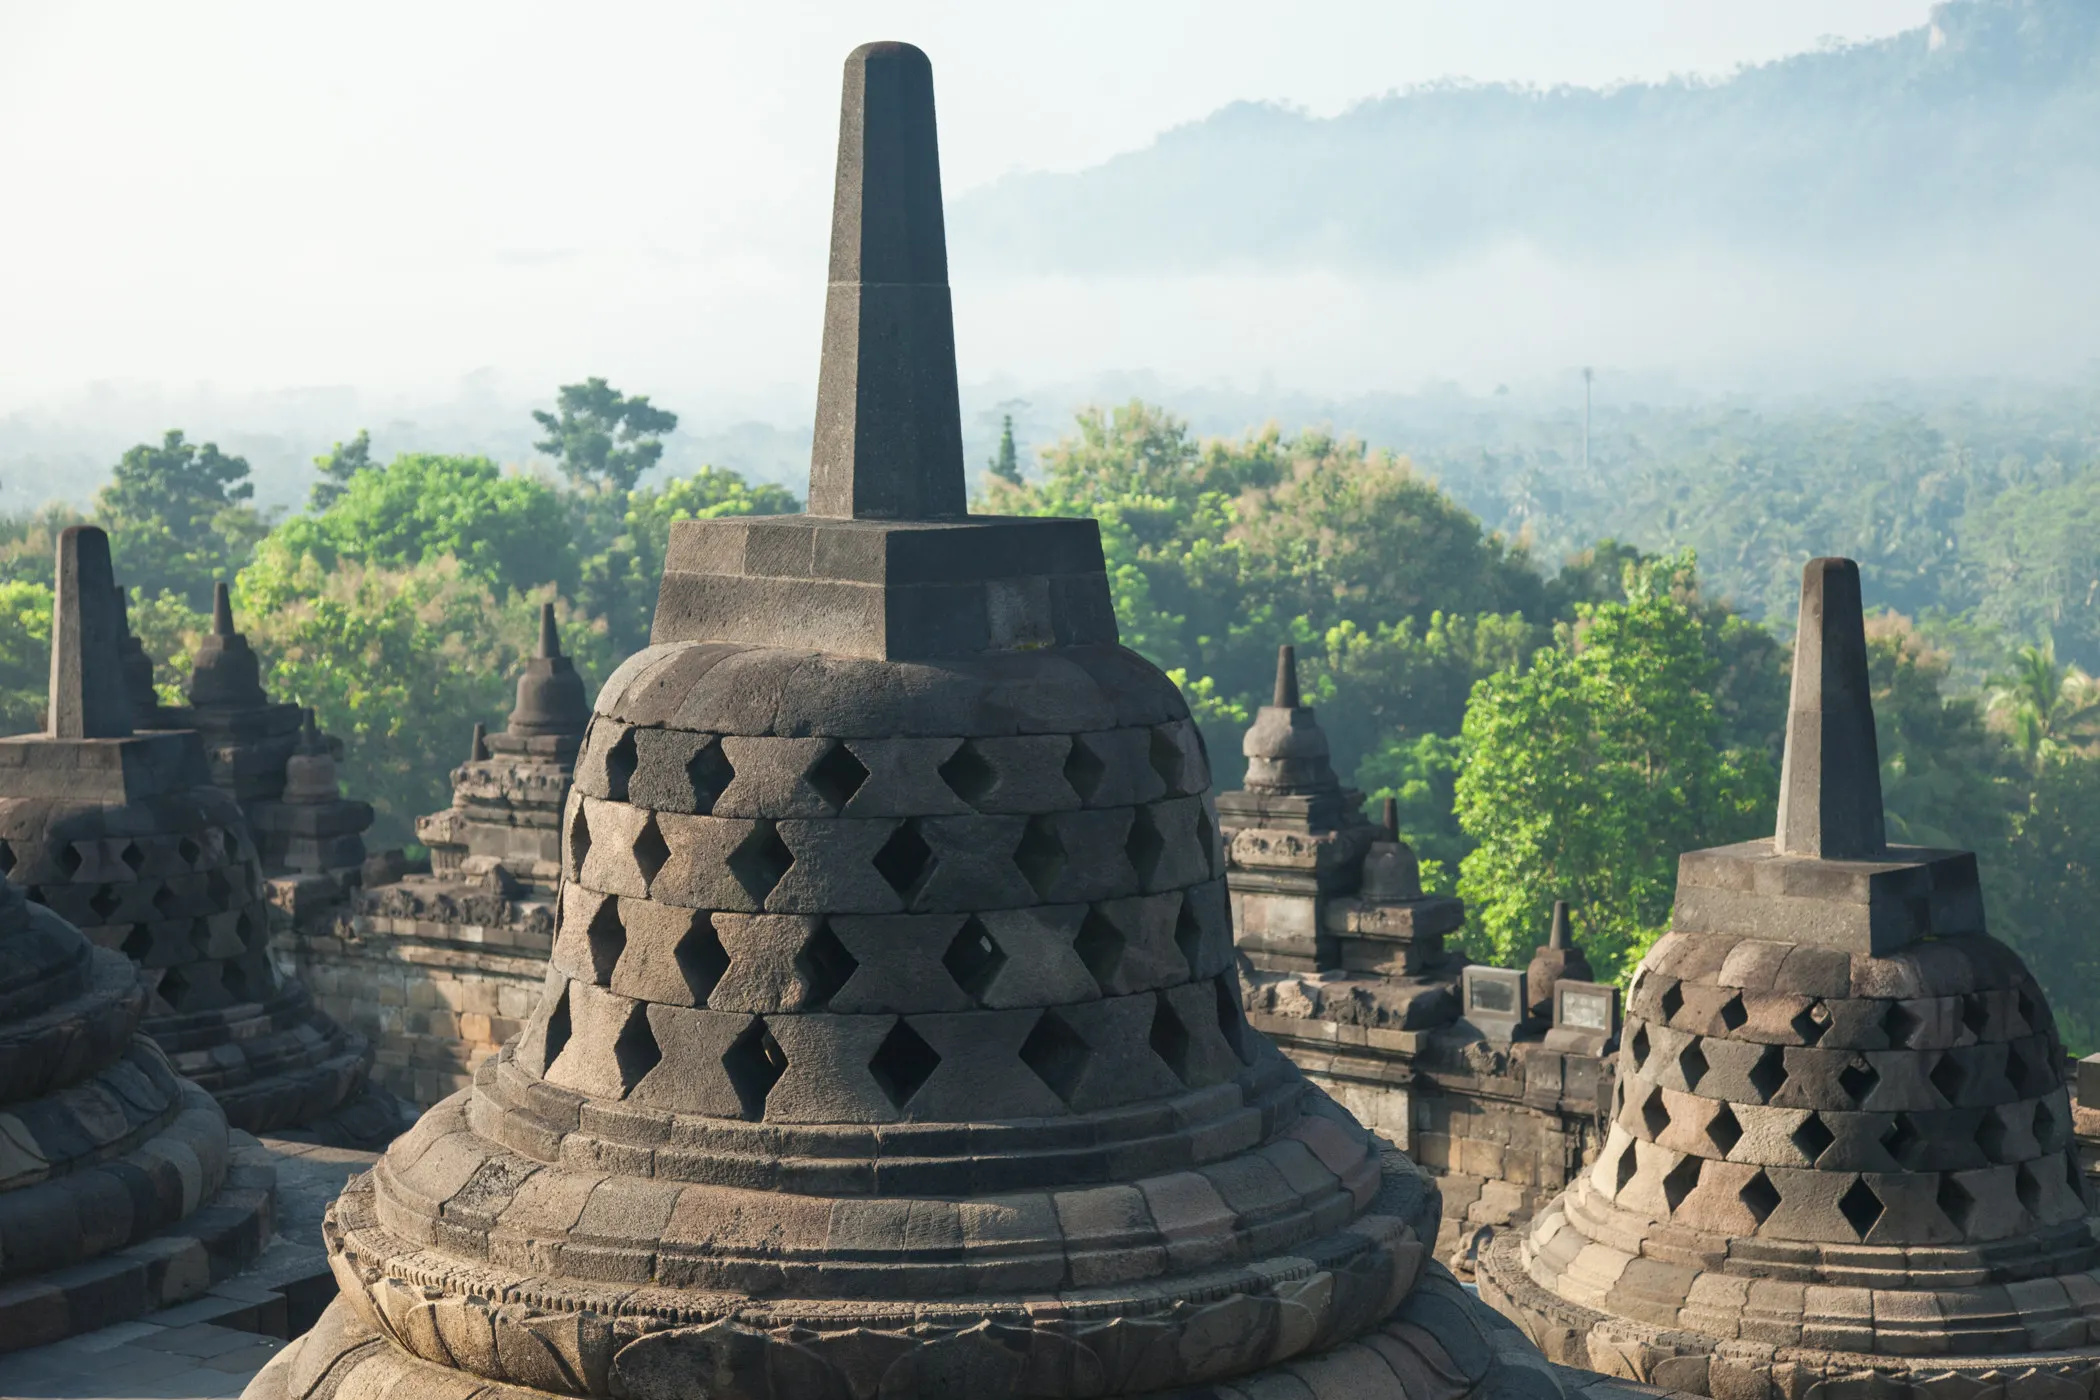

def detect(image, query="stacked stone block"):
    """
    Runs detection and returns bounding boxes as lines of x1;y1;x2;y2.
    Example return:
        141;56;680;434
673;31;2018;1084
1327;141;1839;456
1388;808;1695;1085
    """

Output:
0;852;273;1349
283;606;585;1104
1478;558;2100;1399
0;528;374;1137
247;40;1565;1400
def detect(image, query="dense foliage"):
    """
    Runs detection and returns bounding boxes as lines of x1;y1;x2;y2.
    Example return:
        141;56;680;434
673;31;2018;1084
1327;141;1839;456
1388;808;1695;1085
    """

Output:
8;384;2100;1047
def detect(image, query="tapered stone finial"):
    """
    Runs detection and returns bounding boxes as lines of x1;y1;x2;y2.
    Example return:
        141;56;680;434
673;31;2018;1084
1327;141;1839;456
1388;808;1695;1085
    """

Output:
212;581;235;636
1274;644;1301;708
806;41;966;521
1381;795;1400;841
468;721;489;763
1773;556;1887;860
537;601;560;659
1548;899;1574;949
48;527;132;740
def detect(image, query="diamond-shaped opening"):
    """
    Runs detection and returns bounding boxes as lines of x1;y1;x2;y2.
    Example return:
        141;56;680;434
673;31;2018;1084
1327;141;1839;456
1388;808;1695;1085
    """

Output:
942;916;1005;1002
1641;1087;1671;1140
796;920;859;1009
1839;1057;1880;1106
1663;1154;1702;1214
1074;908;1126;990
722;1019;786;1120
1149;993;1193;1084
119;841;146;875
730;821;796;903
603;728;637;802
222;958;252;1004
1193;807;1215;871
1630;1024;1651;1071
90;885;123;921
1882;1112;1921;1167
1793;1002;1831;1047
1937;1171;1974;1232
541;985;573;1071
177;836;201;867
868;1018;940;1111
2016;987;2040;1036
2035;1098;2061;1153
157;965;190;1009
1930;1052;1966;1106
1124;806;1165;885
1838;1176;1884;1238
1019;1009;1091;1105
1962;994;1991;1041
1706;1102;1743;1156
675;913;730;1005
1148;726;1184;795
1174;896;1206;976
206;868;232;905
1614;1139;1639;1195
1792;1112;1835;1165
1659;981;1684;1023
1063;735;1105;803
807;742;870;812
1883;1000;1922;1049
121;924;153;959
150;883;178;918
688;740;734;815
1215;974;1252;1063
1719;993;1747;1032
871;820;933;901
613;1002;662;1093
187;917;214;957
1740;1170;1780;1226
1976;1107;2009;1162
1679;1040;1709;1092
937;741;995;807
0;843;14;878
2017;1161;2044;1219
58;843;83;878
583;897;626;982
631;814;670;886
1012;815;1066;899
568;802;592;872
2007;1042;2051;1098
1749;1044;1789;1102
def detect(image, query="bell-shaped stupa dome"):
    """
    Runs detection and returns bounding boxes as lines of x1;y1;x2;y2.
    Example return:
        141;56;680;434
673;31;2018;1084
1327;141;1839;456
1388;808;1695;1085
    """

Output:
248;41;1561;1400
1480;558;2100;1398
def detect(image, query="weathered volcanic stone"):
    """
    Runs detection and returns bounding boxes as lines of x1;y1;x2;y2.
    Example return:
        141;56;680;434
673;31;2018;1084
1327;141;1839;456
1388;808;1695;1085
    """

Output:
1526;901;1594;1025
246;41;1560;1400
1478;556;2100;1399
0;529;375;1138
0;870;272;1350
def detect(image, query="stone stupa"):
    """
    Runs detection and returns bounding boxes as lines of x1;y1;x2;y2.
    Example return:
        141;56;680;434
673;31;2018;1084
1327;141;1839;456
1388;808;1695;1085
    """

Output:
0;527;375;1136
1480;558;2100;1397
246;41;1563;1400
0;530;278;1346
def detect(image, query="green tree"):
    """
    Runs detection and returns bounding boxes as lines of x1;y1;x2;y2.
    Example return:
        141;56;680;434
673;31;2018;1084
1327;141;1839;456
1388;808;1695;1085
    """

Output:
1983;638;2100;770
532;378;679;496
1997;754;2100;1055
0;580;52;734
253;453;574;597
1454;553;1775;979
989;414;1022;484
96;430;266;606
309;429;374;512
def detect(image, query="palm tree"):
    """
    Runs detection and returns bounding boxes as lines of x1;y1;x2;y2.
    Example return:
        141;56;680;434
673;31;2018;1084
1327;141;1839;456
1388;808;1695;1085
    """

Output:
1986;639;2100;768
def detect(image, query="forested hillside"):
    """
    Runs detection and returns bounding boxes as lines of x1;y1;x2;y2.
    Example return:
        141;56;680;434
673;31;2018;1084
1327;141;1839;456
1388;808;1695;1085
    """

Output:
9;383;2100;1048
955;0;2100;274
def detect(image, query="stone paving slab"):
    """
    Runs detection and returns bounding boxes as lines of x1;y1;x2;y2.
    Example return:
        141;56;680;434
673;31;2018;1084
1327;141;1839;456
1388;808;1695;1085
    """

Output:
0;1134;378;1399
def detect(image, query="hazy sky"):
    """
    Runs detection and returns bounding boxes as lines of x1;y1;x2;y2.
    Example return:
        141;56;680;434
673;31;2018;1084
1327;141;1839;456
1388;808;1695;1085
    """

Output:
0;0;1938;412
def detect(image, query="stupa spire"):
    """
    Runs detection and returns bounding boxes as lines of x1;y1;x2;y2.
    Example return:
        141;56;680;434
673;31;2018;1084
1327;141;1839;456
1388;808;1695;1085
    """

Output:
212;580;236;636
48;526;132;739
536;601;560;659
1773;556;1886;859
805;41;966;520
1274;643;1301;708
